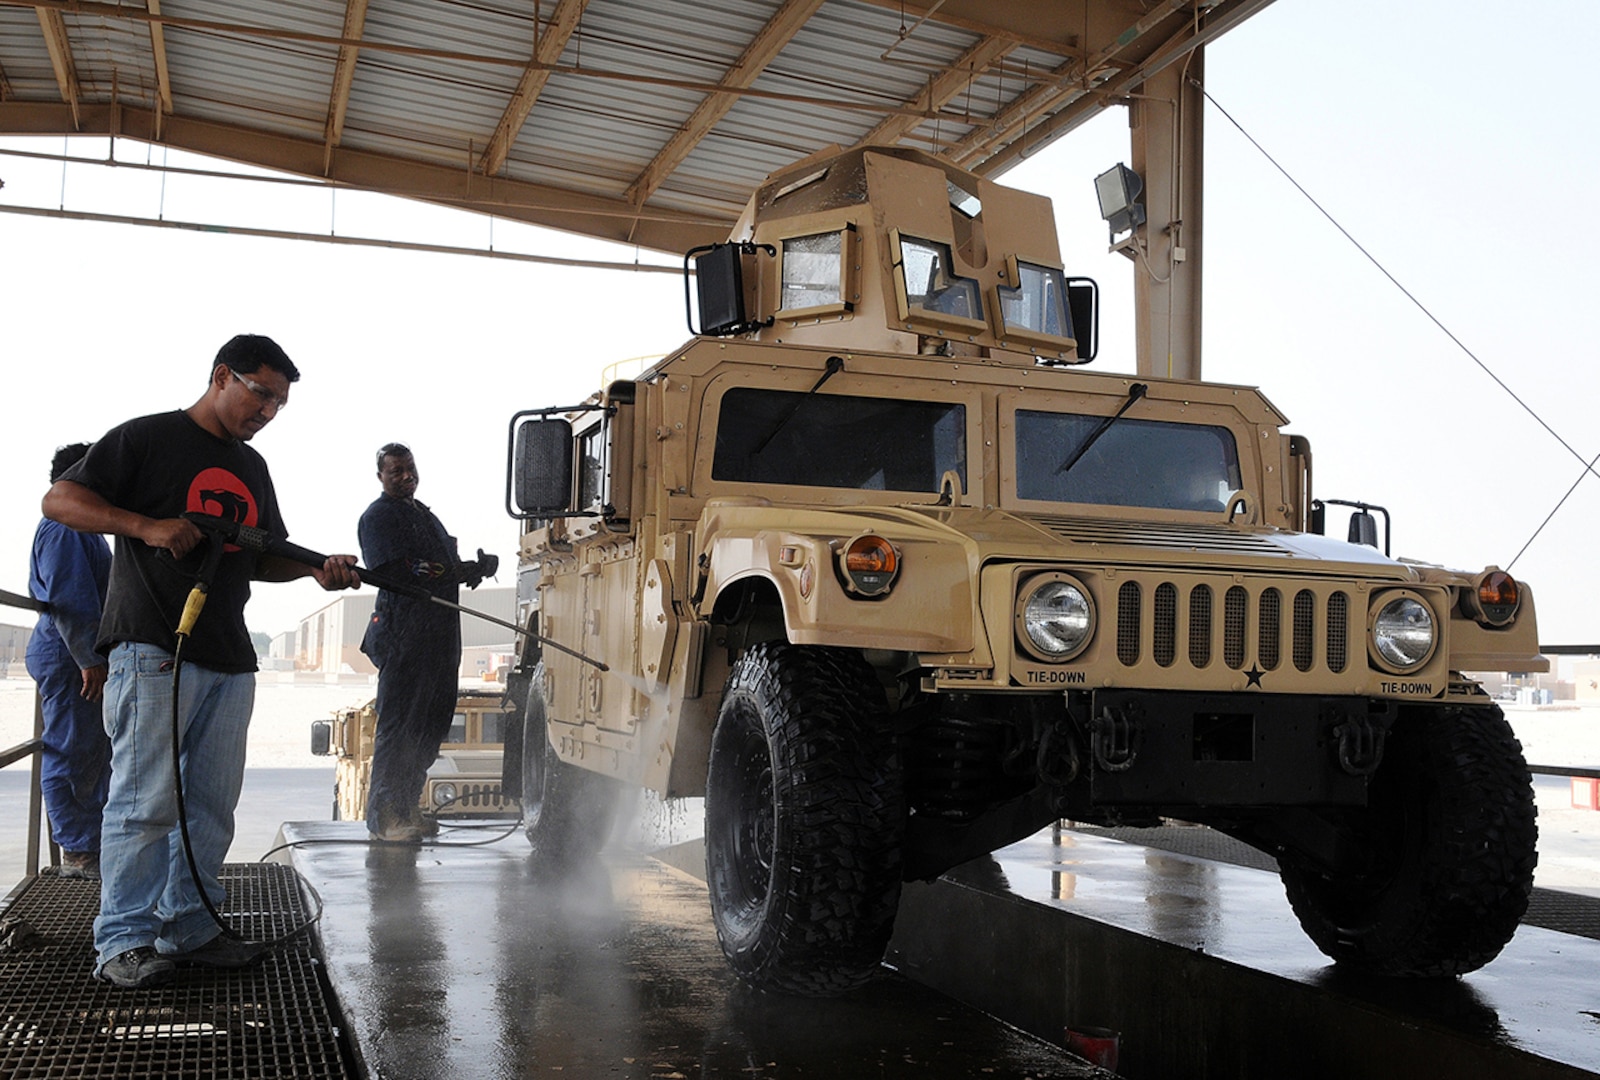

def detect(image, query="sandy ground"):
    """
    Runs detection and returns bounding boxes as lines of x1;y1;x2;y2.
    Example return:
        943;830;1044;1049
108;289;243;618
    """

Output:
2;675;1598;894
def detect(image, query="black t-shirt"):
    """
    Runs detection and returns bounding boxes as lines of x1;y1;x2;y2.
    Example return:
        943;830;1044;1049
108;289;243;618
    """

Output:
62;409;286;673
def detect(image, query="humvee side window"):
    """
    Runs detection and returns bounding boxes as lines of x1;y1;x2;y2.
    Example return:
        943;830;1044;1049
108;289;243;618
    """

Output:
445;711;468;744
897;235;982;322
999;261;1073;341
779;231;846;313
713;388;965;493
1015;409;1241;510
577;420;606;513
480;711;506;745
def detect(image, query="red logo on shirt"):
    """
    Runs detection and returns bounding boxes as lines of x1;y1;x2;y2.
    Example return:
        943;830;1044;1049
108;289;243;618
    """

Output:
188;469;259;551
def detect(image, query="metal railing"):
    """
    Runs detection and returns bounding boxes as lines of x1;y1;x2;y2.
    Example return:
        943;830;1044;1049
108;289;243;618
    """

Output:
0;587;50;879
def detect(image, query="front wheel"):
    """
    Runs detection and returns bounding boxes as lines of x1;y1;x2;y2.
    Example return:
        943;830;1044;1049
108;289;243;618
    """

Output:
1279;704;1537;976
706;642;904;996
520;664;623;866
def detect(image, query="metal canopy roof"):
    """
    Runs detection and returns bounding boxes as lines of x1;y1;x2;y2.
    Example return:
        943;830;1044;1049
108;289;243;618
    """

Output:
0;0;1272;254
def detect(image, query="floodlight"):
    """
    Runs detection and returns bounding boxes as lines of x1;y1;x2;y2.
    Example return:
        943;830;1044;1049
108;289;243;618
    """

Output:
1094;163;1146;240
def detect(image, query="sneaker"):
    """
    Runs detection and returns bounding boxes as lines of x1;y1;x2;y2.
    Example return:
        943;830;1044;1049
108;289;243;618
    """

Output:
97;946;175;989
175;934;268;969
59;851;99;880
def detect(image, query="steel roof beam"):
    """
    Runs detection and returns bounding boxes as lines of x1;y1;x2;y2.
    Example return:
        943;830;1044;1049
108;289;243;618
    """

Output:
33;6;80;129
855;33;1015;151
322;0;369;176
479;0;589;179
147;0;172;128
852;0;1084;60
968;0;1277;175
622;0;826;210
0;100;731;253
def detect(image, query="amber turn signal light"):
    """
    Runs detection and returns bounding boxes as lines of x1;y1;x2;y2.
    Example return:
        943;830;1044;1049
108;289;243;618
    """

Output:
1464;570;1519;627
838;534;899;597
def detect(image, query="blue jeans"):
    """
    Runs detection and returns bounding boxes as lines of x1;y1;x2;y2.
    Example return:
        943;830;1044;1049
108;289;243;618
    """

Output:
25;644;112;854
94;642;254;967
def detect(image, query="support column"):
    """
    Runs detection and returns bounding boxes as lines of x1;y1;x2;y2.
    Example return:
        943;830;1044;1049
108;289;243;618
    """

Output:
1130;47;1205;382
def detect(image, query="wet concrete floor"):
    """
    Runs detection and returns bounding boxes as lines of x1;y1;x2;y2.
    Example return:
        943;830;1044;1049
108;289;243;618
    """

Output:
279;822;1102;1080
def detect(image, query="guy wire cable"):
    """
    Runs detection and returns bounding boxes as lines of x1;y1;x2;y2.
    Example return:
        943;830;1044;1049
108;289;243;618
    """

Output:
1192;78;1596;570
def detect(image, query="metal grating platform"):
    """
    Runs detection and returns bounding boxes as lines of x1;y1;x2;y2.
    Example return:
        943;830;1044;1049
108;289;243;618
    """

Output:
0;864;354;1080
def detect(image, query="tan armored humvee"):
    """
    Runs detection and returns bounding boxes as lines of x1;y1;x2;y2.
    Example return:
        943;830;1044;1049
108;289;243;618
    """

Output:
311;688;518;822
503;145;1542;996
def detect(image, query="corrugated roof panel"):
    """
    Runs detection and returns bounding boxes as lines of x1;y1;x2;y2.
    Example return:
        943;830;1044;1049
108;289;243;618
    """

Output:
60;11;158;108
499;0;782;200
0;9;60;101
162;0;342;139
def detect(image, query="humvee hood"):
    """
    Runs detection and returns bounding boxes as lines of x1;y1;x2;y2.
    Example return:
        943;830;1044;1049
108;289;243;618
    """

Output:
900;507;1414;580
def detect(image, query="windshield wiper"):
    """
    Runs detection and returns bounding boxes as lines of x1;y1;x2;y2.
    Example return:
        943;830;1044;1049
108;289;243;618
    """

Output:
1056;382;1148;476
753;355;845;455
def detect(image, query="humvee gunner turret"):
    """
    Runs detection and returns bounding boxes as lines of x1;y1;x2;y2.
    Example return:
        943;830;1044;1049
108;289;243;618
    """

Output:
504;145;1541;996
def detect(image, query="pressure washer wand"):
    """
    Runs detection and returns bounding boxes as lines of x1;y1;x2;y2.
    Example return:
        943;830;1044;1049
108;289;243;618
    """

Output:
181;513;607;671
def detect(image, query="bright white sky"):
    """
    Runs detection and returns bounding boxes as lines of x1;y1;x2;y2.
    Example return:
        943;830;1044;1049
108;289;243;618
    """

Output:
2;0;1596;645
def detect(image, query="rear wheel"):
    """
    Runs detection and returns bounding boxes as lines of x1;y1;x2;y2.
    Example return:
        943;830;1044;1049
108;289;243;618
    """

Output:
706;642;904;996
1279;703;1537;976
520;663;623;866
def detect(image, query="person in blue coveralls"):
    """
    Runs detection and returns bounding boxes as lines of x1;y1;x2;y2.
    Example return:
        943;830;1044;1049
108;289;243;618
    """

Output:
26;442;113;880
358;443;495;843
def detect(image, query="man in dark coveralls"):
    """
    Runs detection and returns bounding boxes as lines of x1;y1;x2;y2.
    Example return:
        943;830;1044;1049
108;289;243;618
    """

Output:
359;443;495;843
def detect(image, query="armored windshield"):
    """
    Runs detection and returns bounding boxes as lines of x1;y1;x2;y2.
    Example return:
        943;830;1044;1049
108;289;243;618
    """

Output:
714;388;965;492
1016;409;1241;511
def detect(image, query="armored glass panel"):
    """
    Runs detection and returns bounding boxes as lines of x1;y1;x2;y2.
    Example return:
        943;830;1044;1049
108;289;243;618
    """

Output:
446;712;468;744
1000;261;1073;339
781;231;844;310
1015;410;1242;510
713;388;965;493
577;421;606;513
899;235;983;321
480;712;506;745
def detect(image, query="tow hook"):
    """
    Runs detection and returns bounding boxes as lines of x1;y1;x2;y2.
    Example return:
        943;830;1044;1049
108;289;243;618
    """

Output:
1334;714;1387;776
1091;706;1141;772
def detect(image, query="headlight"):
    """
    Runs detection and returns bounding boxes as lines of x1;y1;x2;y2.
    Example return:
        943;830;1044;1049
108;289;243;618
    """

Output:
1372;595;1435;671
1016;575;1095;661
432;782;458;809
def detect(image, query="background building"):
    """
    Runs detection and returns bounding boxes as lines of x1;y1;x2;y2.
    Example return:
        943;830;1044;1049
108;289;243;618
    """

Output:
295;587;514;677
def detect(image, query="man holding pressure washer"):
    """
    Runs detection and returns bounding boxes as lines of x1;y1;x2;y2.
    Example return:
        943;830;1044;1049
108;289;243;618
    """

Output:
42;334;359;990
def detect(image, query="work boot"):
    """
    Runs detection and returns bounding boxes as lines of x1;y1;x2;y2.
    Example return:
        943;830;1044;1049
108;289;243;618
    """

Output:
369;811;424;844
58;850;99;880
96;946;175;989
406;806;441;838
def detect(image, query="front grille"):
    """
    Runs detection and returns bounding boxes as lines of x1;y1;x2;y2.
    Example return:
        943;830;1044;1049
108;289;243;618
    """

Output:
1117;581;1141;665
1114;576;1354;680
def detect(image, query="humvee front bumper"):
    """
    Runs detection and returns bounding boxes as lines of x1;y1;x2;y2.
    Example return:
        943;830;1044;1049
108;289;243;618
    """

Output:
1085;689;1388;809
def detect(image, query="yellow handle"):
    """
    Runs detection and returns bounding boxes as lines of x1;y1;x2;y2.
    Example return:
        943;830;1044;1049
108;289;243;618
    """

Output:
177;584;208;638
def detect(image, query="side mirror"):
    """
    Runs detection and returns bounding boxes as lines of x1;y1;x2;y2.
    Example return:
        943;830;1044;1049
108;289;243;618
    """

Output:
507;416;574;519
1066;277;1099;361
1348;510;1380;549
310;720;331;757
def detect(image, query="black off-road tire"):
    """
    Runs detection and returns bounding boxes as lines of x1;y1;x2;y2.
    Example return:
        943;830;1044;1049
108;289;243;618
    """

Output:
1279;703;1537;977
521;663;623;866
706;642;905;996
